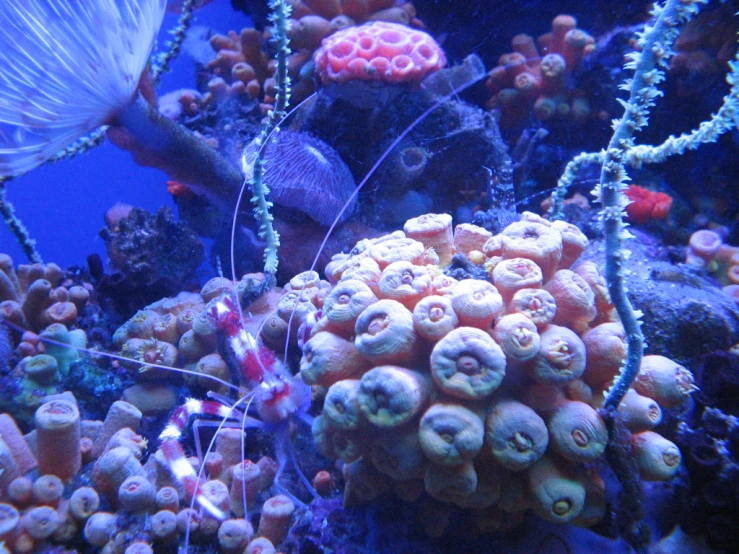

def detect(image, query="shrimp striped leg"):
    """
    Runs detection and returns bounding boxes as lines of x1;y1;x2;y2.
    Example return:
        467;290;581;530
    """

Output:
158;398;240;519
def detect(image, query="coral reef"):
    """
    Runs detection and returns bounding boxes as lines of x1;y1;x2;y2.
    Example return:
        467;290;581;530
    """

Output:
0;212;706;552
2;1;739;553
177;0;424;124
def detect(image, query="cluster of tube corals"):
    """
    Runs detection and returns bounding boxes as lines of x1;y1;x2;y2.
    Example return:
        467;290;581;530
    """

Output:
276;212;694;534
0;255;91;334
0;393;295;553
0;265;309;553
0;255;92;415
485;14;595;125
685;228;739;305
110;273;286;411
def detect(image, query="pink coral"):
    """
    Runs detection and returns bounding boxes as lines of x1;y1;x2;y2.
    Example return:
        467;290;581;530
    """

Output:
313;21;445;84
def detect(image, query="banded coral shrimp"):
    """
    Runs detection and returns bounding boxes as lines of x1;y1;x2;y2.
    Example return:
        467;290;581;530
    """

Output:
156;291;317;551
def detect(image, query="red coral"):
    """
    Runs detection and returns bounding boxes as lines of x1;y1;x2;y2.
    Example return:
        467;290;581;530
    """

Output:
624;185;673;224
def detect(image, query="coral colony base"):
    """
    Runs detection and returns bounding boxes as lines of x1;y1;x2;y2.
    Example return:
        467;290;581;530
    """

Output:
1;0;739;553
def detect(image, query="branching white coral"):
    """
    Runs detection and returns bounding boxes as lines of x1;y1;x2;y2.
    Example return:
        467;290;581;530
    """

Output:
0;0;166;176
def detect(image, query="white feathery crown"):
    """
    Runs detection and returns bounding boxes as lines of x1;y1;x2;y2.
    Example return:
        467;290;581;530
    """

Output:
0;0;166;176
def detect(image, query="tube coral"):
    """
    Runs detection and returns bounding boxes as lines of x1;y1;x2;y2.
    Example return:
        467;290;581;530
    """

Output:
354;299;419;365
119;476;157;513
69;487;100;521
547;400;608;462
34;399;81;481
404;213;454;267
218;519;254;553
632;354;697;409
323;379;364;431
491;313;541;363
371;427;425;480
430;326;507;399
84;512;117;547
300;331;370;386
258;494;294;546
418;402;484;466
0;503;20;544
357;365;430;428
527;324;586;385
412;295;459;342
450;279;504;329
378;261;432;310
230;460;262;516
151;510;178;543
92;400;143;458
0;439;20;498
31;475;64;507
527;457;586;524
485;400;548;471
23;505;60;541
322;279;378;333
630;431;682;481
